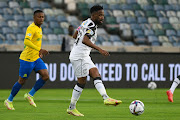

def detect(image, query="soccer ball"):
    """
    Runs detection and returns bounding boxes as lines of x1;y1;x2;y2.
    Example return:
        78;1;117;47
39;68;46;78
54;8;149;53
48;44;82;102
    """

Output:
147;82;157;90
129;100;144;116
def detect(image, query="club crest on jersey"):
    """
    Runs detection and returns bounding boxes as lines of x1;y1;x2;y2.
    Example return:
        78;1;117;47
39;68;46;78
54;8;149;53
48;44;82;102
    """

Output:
86;29;93;35
23;74;27;77
27;33;31;37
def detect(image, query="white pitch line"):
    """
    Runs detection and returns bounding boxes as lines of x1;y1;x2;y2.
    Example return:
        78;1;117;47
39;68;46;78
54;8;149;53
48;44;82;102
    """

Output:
0;98;100;101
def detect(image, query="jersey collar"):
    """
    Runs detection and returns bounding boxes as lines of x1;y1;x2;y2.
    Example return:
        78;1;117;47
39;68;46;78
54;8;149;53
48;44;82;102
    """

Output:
32;22;41;28
89;18;97;27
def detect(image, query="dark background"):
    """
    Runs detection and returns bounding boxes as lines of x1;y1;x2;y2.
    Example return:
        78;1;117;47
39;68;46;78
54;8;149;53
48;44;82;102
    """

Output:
1;52;179;89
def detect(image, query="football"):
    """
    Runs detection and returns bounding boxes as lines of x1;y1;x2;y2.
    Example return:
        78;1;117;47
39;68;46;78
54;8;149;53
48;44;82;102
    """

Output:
129;100;144;116
148;82;157;90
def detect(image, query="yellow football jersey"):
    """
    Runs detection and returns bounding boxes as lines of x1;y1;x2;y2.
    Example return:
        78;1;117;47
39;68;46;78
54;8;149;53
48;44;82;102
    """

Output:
20;22;42;62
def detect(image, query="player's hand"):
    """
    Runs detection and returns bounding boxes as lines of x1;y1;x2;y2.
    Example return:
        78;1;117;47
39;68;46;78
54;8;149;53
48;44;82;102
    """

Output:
99;49;110;56
39;49;49;58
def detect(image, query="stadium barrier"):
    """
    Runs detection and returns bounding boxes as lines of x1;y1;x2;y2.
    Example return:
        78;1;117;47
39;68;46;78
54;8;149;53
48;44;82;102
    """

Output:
1;44;180;52
1;52;180;89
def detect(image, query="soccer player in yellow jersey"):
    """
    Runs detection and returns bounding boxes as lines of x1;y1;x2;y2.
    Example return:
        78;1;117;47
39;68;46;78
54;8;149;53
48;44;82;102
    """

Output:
4;10;49;110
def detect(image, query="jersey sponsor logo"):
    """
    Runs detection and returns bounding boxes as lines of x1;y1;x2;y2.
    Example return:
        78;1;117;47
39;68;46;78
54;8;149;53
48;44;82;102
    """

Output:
83;21;88;25
77;25;81;31
23;74;27;77
27;33;32;37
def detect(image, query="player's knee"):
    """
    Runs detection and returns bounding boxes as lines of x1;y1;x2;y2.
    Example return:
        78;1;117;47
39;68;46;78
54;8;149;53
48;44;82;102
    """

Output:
77;77;87;85
78;80;86;85
77;82;85;89
18;79;26;85
93;77;102;81
42;75;49;81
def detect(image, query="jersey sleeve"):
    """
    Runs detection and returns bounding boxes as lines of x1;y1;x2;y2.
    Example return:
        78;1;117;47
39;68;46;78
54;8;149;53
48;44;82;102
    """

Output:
24;26;40;51
24;39;41;51
85;27;95;39
76;25;81;31
84;20;96;39
24;26;35;41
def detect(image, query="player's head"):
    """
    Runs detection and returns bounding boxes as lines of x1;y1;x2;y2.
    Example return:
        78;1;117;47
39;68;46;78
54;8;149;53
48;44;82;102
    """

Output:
68;25;74;36
33;10;44;27
90;5;104;25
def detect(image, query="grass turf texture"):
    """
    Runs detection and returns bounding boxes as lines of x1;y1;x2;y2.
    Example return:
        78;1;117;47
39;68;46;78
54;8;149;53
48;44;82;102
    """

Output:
0;89;180;120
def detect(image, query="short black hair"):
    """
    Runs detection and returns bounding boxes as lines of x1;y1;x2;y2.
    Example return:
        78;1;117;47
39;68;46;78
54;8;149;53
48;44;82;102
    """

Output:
90;5;103;14
34;10;43;16
69;25;73;28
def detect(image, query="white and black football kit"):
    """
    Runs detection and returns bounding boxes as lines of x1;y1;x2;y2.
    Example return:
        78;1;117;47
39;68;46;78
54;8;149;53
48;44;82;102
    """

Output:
69;18;97;78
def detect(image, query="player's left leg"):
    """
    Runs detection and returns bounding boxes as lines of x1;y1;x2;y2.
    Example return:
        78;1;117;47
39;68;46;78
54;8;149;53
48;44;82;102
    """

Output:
28;69;49;96
89;67;122;106
167;75;180;102
25;58;49;107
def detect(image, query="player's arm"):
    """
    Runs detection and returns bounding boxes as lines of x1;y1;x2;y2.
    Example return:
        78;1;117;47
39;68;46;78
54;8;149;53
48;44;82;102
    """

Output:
24;27;49;57
73;25;82;39
24;38;40;51
73;30;78;39
24;27;40;50
82;35;109;56
24;38;49;58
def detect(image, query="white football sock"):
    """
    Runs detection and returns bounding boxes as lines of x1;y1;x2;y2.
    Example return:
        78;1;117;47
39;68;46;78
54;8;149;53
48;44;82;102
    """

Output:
170;78;180;94
94;79;109;100
69;84;83;110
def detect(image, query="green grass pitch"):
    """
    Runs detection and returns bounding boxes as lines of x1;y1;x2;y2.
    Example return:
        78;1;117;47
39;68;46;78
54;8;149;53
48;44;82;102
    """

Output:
0;88;180;120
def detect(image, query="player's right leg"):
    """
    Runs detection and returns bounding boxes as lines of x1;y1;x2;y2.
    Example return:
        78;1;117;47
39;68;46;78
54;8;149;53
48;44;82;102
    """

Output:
4;59;33;110
67;80;86;116
67;59;88;116
67;108;84;116
167;76;180;102
4;99;15;110
4;77;25;110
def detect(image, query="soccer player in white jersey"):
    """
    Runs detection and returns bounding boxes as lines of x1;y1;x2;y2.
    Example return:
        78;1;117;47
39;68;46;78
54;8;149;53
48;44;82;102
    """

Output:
67;5;122;117
167;76;180;102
